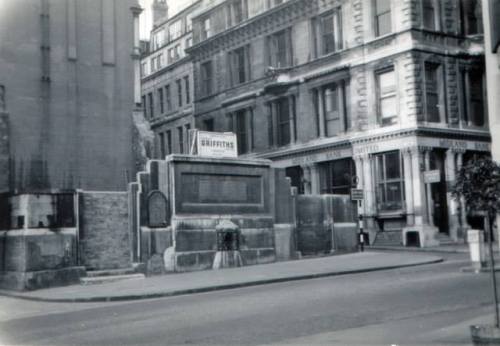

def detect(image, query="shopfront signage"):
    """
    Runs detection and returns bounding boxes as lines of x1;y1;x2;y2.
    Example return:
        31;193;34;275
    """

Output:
196;131;238;158
351;188;364;201
424;170;441;184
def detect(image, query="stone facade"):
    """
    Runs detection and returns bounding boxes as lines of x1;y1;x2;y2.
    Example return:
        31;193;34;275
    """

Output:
0;0;138;192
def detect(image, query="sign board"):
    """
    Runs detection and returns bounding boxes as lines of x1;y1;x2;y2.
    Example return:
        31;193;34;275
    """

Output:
196;131;238;158
423;170;441;184
351;188;364;201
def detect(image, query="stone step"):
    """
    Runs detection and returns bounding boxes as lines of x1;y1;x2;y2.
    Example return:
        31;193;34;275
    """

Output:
80;273;145;286
85;268;137;277
372;231;402;247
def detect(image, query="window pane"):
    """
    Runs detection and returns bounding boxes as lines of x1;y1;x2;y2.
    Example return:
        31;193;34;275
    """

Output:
376;12;392;36
423;0;436;29
386;182;402;204
385;152;400;180
376;0;391;14
380;96;396;119
379;70;395;93
426;93;440;122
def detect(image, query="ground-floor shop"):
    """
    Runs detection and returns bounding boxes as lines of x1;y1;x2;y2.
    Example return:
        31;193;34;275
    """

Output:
264;129;491;246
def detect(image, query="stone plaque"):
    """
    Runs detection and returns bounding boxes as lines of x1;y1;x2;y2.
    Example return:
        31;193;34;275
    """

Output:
148;190;169;228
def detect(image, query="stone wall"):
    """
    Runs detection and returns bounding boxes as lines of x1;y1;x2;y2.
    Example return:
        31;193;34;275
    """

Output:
78;192;131;270
295;195;357;255
0;228;84;290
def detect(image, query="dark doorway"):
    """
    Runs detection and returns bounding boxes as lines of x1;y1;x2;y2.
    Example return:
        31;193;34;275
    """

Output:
285;166;304;194
429;150;449;234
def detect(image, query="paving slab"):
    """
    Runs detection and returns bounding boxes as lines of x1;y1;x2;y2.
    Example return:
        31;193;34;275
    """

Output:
0;251;442;303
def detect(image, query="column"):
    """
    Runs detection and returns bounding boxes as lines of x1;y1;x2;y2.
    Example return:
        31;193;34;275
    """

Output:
131;4;143;106
301;165;312;194
410;147;428;226
353;155;365;215
402;148;415;226
445;149;459;241
424;149;434;227
456;151;470;239
308;164;320;194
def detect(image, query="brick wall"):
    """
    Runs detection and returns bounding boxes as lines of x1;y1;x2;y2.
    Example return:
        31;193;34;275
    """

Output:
78;192;131;270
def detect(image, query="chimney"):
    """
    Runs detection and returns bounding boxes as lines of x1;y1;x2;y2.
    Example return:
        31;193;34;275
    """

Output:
152;0;168;27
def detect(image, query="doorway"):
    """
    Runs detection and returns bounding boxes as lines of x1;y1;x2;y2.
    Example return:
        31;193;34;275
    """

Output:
429;150;449;234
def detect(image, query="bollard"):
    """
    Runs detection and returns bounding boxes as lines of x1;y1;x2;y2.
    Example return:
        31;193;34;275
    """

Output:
468;229;486;272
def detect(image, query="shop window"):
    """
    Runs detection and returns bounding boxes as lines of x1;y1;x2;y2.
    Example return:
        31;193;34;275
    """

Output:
319;158;355;195
376;69;397;126
375;151;405;211
267;29;293;68
374;0;391;37
285;166;305;194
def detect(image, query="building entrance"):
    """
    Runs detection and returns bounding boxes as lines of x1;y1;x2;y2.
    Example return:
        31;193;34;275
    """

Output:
429;150;449;234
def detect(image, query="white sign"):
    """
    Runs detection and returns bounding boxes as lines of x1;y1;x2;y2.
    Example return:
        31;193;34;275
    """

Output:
196;131;238;158
423;170;441;184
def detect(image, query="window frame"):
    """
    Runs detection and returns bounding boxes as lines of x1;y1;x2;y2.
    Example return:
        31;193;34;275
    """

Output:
374;0;392;37
200;60;213;96
375;68;398;126
423;61;445;123
374;150;405;211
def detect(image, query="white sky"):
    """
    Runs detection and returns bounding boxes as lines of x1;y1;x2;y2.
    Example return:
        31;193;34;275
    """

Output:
139;0;192;39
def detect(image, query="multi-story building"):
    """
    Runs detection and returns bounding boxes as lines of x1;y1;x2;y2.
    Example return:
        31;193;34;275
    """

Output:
141;0;202;158
185;0;490;246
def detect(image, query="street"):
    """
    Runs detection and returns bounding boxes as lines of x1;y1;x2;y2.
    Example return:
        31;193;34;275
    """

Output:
0;252;494;345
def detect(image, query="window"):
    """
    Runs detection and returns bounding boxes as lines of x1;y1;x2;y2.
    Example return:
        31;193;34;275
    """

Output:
169;20;182;41
201;61;213;96
233;109;249;154
423;62;443;123
374;0;391;37
317;9;342;56
376;69;397;125
165;85;172;111
177;126;184;154
267;29;293;68
230;0;247;25
202;18;211;39
148;92;154;118
186;37;193;48
460;0;483;35
158;88;164;114
175;45;181;59
184;76;190;104
375;151;404;211
319;158;355;194
285;166;304;194
229;45;250;86
166;130;172;154
203;118;214;131
422;0;437;30
176;79;183;108
317;81;349;137
142;95;147;112
159;132;166;158
141;62;147;76
276;98;292;146
185;124;191;153
461;69;485;127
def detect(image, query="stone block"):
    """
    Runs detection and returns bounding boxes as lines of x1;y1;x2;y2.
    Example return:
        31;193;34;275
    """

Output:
240;228;274;249
240;249;259;265
333;223;358;252
274;223;296;261
175;229;216;252
0;266;86;291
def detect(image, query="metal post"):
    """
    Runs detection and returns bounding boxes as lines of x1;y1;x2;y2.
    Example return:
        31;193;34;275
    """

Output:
487;214;500;328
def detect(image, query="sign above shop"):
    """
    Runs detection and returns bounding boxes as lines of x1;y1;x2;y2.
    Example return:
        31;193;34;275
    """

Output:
191;130;238;158
351;188;364;201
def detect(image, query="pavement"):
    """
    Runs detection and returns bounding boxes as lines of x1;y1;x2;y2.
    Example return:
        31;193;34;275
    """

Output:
0;251;443;303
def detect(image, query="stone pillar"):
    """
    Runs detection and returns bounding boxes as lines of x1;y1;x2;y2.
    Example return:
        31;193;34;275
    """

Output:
445;149;459;241
402;147;439;247
424;149;434;227
402;148;415;226
301;165;312;194
360;154;377;243
131;4;143;106
308;164;320;194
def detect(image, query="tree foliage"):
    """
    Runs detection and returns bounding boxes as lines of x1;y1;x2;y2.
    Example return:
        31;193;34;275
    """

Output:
452;156;500;220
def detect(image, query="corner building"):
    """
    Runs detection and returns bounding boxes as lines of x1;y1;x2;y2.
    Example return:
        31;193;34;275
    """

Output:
183;0;490;246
